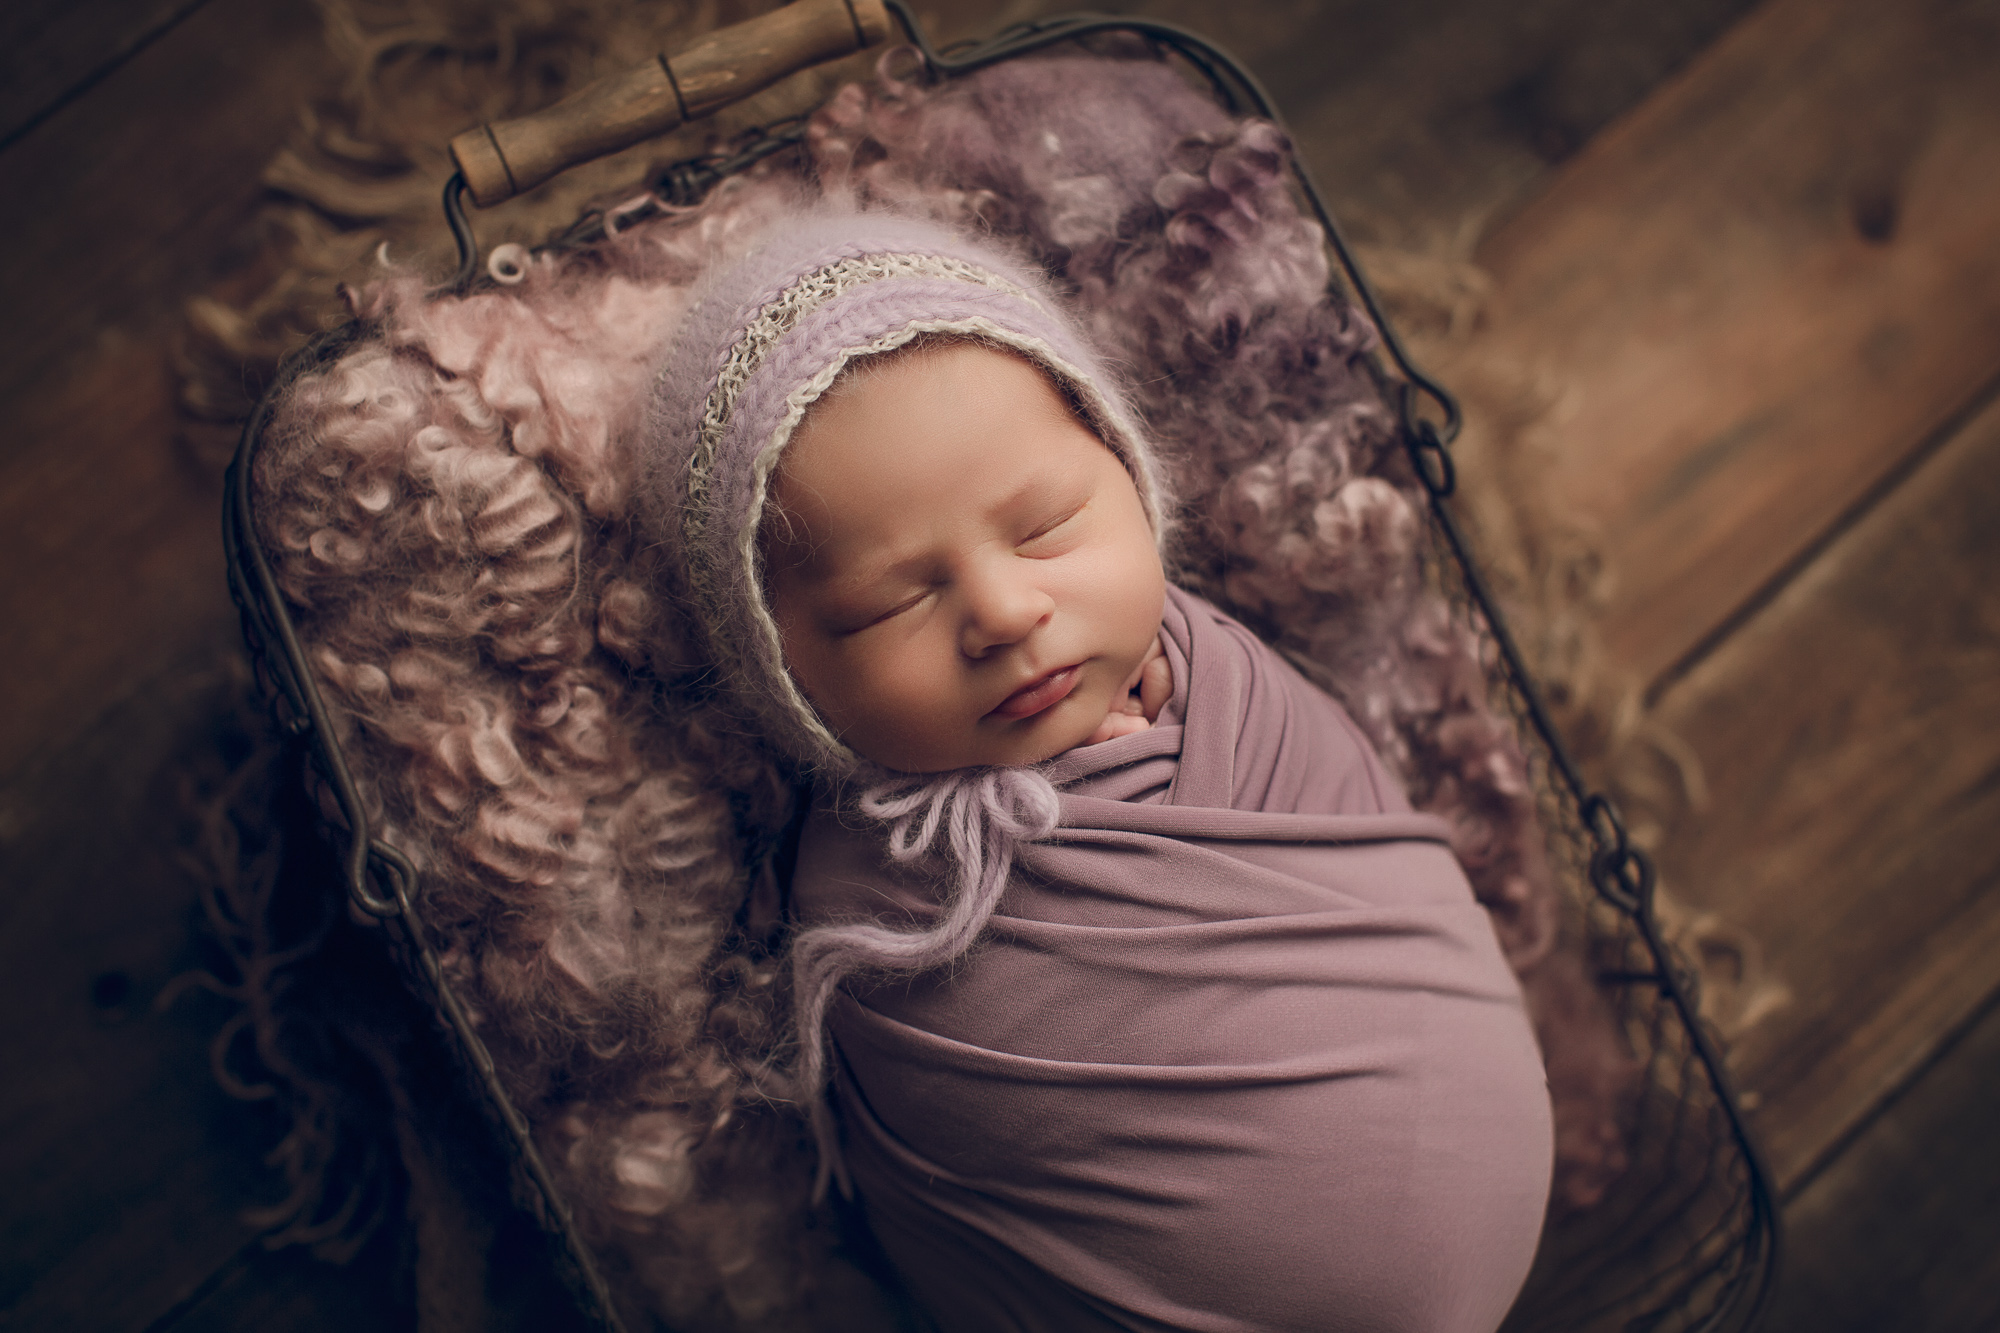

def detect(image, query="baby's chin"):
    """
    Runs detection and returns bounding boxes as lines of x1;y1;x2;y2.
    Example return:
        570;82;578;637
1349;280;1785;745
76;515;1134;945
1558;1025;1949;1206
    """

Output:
981;686;1134;767
856;697;1112;774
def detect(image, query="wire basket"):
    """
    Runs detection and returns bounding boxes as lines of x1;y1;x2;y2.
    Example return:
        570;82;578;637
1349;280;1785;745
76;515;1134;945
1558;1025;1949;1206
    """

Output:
222;4;1780;1329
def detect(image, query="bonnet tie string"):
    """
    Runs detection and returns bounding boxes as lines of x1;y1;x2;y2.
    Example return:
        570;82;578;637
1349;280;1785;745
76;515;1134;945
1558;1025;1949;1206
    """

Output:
789;765;1060;1200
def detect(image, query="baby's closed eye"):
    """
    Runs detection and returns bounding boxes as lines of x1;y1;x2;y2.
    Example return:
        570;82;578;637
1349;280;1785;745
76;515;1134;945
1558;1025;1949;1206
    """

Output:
1018;515;1082;557
856;588;932;631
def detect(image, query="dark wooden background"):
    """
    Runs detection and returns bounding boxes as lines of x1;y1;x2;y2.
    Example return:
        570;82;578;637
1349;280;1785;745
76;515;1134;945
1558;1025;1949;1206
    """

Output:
2;0;1996;1328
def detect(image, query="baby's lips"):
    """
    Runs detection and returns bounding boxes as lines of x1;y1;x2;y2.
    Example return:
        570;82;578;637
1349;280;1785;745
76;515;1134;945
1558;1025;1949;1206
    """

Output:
990;664;1082;719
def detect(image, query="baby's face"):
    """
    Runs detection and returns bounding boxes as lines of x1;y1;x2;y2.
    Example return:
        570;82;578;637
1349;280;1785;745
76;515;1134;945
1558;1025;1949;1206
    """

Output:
764;342;1166;773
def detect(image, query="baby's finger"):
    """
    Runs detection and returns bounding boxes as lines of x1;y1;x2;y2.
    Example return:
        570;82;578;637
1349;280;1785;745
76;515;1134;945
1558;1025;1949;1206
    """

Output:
1085;711;1151;745
1138;651;1172;720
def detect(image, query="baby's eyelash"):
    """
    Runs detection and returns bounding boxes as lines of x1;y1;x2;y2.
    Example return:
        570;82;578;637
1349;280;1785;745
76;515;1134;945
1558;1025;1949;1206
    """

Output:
844;589;928;634
1023;502;1087;544
880;592;928;620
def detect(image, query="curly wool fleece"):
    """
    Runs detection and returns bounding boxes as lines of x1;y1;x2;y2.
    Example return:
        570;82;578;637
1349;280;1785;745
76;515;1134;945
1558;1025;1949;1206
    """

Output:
252;44;1636;1333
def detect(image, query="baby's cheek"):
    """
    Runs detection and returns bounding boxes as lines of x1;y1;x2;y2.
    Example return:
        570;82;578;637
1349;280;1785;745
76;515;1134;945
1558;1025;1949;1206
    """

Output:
1118;551;1168;645
865;640;971;736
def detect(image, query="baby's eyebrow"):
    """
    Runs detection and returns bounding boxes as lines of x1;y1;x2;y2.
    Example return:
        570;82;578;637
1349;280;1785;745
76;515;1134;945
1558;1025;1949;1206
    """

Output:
984;466;1080;524
829;548;933;597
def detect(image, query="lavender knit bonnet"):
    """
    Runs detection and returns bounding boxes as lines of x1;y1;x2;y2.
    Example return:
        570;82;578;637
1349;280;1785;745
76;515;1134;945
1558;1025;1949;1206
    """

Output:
644;210;1169;777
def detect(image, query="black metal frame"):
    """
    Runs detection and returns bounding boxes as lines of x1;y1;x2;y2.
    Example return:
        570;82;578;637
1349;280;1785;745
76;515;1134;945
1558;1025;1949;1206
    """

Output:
225;7;1780;1331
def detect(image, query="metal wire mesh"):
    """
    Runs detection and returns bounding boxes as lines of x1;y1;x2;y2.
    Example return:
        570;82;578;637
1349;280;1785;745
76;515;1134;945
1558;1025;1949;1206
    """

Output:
222;11;1779;1331
1416;524;1778;1332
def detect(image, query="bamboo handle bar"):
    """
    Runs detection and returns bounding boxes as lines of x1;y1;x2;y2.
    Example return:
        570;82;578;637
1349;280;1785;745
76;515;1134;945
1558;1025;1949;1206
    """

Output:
450;0;893;206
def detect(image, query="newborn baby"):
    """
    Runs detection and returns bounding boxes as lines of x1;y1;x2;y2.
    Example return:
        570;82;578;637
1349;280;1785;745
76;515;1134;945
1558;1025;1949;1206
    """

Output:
646;211;1553;1332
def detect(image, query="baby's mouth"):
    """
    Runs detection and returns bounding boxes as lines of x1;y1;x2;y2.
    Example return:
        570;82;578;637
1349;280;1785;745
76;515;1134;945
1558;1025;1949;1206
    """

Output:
990;664;1082;720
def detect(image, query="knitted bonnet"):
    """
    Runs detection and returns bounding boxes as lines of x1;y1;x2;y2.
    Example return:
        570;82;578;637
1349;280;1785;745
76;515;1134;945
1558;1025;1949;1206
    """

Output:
644;210;1168;777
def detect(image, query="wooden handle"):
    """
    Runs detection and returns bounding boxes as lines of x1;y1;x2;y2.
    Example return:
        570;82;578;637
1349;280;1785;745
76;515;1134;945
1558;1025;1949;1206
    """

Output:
450;0;893;207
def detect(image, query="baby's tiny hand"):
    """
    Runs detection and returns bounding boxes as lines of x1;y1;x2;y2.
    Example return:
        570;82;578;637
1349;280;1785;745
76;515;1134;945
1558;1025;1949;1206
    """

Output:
1133;637;1170;722
1083;636;1169;745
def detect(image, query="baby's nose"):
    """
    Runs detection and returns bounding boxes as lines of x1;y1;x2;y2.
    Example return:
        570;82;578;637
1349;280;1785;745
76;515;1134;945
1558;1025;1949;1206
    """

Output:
959;564;1053;658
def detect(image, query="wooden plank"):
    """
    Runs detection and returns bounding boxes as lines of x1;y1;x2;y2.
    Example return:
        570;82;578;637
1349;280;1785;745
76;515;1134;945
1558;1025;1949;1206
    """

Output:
1763;993;2000;1332
0;344;241;779
0;651;278;1330
0;0;212;151
1276;0;1762;245
0;2;338;1323
894;0;1767;247
0;0;327;780
0;0;322;410
1475;0;2000;690
1648;391;2000;1191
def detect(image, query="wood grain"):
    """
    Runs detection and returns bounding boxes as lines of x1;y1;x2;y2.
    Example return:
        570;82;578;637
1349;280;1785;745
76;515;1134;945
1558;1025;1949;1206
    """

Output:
1649;391;2000;1191
454;0;891;205
456;0;888;205
1475;0;2000;690
0;0;211;149
0;653;275;1331
1277;0;1760;243
0;0;327;779
0;0;346;1326
1763;993;2000;1332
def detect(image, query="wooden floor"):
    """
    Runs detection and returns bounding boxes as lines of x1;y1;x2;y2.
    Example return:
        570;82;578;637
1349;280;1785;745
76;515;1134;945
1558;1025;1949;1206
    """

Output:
2;0;1995;1328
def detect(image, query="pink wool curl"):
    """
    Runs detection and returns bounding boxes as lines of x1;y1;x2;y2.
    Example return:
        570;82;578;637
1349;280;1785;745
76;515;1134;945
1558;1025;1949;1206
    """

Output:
254;45;1636;1328
257;174;842;1325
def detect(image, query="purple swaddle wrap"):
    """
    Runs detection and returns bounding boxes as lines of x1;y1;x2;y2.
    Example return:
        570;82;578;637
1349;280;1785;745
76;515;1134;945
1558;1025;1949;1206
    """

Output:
794;586;1554;1332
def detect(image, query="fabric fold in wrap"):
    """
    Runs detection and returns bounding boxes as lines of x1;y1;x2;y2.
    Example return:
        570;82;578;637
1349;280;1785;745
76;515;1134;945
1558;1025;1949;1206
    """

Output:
793;586;1554;1333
